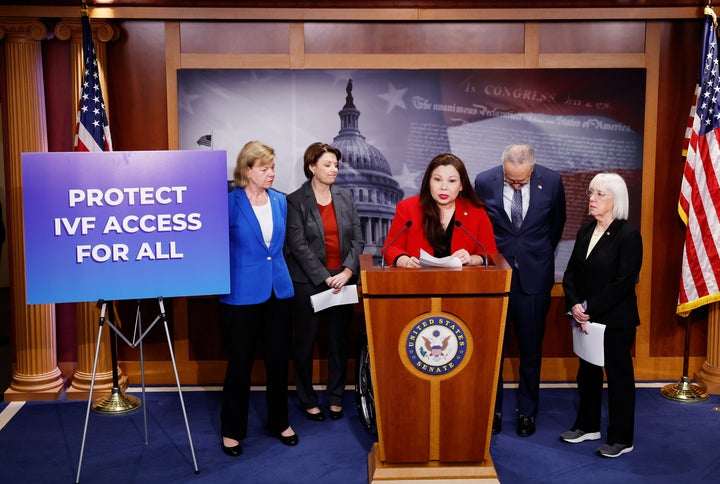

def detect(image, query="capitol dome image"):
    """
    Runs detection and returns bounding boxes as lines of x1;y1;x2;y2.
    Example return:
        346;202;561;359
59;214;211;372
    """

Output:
332;80;404;262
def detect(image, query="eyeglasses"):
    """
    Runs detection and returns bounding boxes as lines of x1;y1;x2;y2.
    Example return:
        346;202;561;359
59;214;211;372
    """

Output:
503;173;532;189
586;189;611;199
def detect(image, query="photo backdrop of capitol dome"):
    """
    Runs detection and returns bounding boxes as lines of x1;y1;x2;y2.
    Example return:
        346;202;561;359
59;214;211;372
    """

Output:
177;69;644;278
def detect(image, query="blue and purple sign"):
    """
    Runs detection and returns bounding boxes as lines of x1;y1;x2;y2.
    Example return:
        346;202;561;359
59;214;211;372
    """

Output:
22;150;230;304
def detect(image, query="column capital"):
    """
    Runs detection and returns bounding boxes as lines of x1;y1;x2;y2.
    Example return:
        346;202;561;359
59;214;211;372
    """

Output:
55;17;118;43
0;18;47;41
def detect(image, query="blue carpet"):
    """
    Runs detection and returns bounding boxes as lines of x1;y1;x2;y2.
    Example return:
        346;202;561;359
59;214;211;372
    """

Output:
0;385;718;483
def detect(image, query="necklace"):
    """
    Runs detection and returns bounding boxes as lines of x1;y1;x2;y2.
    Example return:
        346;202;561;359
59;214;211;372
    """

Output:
247;189;268;206
313;185;332;206
440;205;455;229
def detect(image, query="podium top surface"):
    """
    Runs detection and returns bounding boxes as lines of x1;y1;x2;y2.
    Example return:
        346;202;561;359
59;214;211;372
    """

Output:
360;254;511;297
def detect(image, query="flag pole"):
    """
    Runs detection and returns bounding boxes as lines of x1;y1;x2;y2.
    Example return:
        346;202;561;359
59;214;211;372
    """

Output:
74;0;140;414
661;2;716;403
660;317;708;402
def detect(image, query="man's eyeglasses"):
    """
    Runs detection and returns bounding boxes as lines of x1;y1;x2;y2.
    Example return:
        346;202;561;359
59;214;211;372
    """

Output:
503;173;532;189
586;189;610;199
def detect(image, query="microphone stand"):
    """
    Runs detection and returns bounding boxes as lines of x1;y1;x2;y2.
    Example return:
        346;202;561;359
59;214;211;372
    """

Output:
454;221;490;268
380;220;412;268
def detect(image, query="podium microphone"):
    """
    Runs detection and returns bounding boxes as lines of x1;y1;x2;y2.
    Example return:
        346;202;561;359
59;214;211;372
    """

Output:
380;220;412;268
454;220;489;268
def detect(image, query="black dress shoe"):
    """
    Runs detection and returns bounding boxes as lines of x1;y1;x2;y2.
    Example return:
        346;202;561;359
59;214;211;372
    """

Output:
278;432;299;446
517;415;536;437
222;442;243;457
492;413;502;435
303;409;325;421
328;407;344;420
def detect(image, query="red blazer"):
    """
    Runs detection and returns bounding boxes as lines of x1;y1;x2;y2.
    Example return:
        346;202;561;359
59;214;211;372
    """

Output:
383;195;498;266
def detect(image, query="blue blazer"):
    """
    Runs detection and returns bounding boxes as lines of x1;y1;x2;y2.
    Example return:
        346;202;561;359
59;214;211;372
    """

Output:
219;187;294;306
475;164;566;295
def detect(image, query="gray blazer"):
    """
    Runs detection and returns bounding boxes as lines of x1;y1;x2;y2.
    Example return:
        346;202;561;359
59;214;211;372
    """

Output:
285;181;364;286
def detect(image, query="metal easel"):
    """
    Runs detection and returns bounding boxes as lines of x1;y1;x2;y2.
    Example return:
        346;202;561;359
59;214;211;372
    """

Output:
75;298;199;483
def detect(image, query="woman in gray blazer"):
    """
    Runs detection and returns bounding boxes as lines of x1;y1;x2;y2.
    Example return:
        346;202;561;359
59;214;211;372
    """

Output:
286;142;364;421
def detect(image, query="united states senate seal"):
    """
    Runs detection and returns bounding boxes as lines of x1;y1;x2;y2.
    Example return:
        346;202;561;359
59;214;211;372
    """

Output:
404;315;468;376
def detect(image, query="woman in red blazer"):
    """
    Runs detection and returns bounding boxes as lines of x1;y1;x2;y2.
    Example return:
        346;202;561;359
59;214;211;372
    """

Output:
383;153;497;267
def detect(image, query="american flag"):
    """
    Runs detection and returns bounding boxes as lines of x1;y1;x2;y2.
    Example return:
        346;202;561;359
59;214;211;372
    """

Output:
73;14;112;152
678;13;720;316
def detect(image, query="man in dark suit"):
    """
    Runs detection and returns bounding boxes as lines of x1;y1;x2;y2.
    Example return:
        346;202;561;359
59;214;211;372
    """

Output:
474;144;566;437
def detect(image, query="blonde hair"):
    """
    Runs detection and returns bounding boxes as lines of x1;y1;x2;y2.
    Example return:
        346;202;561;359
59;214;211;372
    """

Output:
233;141;275;188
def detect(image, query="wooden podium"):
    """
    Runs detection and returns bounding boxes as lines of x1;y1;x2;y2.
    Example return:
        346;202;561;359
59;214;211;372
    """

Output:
359;253;511;483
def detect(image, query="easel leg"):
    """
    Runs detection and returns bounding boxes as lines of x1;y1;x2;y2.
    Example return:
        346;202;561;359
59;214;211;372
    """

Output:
75;300;108;484
158;297;199;474
135;300;149;444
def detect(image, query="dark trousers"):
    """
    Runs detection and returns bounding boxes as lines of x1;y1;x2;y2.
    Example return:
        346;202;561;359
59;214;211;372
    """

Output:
293;280;352;408
573;325;636;445
495;272;551;418
220;295;292;440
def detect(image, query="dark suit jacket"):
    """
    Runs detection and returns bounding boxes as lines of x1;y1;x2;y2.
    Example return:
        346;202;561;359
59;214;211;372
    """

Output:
219;187;294;306
474;164;566;295
382;195;498;265
562;219;642;328
285;181;364;286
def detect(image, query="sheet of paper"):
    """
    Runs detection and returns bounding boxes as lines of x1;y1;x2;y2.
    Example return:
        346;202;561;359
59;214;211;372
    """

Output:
309;284;359;313
418;249;462;268
572;321;606;366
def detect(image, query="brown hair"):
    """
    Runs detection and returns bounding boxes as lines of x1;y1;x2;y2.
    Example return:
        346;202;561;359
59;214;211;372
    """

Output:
303;142;342;179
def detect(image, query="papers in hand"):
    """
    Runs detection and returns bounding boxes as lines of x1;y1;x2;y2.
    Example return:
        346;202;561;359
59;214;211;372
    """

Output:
418;249;462;268
309;284;359;313
572;321;606;366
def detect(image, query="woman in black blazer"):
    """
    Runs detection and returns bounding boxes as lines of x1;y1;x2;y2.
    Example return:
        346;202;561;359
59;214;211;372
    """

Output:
285;142;364;421
560;172;642;458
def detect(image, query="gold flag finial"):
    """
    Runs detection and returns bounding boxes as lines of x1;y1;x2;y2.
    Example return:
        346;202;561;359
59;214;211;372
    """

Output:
705;2;717;26
81;0;88;16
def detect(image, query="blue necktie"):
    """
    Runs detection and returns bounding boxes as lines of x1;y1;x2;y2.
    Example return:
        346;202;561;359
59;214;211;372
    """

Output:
511;188;523;230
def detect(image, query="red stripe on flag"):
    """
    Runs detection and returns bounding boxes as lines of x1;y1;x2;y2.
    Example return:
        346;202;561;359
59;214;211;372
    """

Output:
683;226;708;300
682;85;699;157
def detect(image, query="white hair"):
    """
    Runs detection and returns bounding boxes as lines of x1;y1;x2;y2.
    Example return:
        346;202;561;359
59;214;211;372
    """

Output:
589;172;629;220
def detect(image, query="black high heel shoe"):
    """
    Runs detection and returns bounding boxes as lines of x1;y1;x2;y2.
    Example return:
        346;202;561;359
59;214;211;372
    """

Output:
278;430;299;446
328;407;344;420
222;440;243;457
303;408;326;422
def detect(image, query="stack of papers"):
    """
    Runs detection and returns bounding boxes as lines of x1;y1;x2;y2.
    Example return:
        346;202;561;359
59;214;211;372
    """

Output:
418;249;462;268
309;284;359;313
572;321;606;366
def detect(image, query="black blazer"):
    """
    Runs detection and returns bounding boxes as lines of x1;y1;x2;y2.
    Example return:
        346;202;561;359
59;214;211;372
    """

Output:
285;181;365;286
562;218;642;328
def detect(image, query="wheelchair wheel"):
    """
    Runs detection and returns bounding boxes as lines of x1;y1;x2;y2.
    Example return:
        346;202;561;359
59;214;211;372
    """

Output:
354;334;377;434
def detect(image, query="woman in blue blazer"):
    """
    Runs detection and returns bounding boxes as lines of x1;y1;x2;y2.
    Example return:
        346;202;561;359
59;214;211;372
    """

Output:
286;142;364;421
561;172;642;459
219;141;297;457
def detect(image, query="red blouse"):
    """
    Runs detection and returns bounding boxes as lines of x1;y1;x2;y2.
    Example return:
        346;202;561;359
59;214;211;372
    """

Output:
318;201;342;270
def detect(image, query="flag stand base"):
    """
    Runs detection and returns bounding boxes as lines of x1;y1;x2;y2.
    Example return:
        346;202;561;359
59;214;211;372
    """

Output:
92;388;142;414
660;376;708;403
